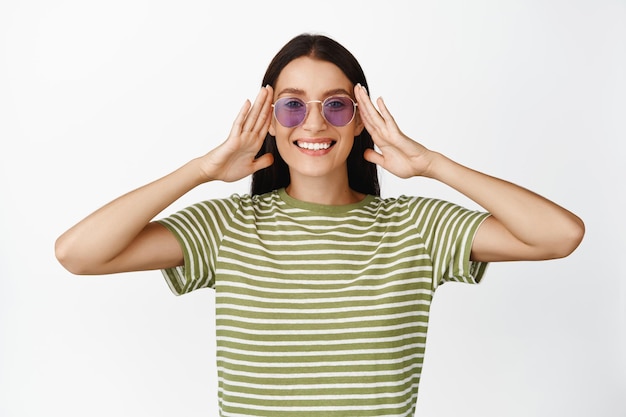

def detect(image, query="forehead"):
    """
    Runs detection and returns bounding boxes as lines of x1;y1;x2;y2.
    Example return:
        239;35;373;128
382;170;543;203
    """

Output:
274;56;352;96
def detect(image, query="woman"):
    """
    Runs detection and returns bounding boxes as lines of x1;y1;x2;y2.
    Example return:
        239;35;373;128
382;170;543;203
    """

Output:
55;34;584;416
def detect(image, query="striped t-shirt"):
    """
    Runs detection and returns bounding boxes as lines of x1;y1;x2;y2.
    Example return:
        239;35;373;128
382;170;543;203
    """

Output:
158;188;490;417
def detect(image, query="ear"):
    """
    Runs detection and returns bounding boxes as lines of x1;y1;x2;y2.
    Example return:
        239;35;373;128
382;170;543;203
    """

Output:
269;118;276;137
353;114;365;136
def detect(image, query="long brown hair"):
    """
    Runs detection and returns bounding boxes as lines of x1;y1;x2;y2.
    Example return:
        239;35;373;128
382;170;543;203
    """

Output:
251;34;380;196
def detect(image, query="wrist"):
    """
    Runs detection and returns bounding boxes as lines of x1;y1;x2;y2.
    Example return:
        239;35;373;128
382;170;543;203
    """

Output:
420;151;448;180
184;157;215;186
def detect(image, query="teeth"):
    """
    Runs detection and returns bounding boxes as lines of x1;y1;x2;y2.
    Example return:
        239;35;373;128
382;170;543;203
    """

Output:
297;141;332;150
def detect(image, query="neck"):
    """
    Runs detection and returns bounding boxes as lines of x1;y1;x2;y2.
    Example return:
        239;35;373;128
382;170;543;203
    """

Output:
285;175;365;206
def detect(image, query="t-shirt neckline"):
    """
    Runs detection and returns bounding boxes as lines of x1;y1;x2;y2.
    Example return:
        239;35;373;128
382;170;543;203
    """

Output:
277;188;376;214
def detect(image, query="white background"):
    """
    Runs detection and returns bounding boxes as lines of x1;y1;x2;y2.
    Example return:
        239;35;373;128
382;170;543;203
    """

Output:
1;0;625;416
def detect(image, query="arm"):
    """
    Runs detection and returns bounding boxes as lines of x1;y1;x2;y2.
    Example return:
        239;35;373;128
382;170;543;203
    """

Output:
425;153;584;261
354;84;584;262
55;86;274;275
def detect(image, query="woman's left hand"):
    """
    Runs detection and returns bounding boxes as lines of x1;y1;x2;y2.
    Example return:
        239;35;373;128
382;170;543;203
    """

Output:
354;84;433;179
354;84;585;262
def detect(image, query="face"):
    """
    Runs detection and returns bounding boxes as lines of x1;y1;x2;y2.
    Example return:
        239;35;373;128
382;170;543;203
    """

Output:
269;56;364;184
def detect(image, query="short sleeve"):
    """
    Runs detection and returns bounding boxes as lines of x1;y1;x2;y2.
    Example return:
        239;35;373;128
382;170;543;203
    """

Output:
408;197;491;290
156;195;242;295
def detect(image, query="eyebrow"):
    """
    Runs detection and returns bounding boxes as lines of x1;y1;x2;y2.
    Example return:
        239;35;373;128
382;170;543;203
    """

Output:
276;87;353;98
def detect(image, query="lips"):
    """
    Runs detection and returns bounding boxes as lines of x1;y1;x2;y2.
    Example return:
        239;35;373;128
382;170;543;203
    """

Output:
294;140;336;151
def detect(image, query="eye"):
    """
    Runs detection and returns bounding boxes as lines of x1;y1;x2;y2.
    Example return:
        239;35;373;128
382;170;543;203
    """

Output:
282;98;304;109
324;97;350;110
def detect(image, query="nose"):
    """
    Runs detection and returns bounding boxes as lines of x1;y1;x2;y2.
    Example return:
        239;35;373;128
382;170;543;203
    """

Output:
302;100;327;131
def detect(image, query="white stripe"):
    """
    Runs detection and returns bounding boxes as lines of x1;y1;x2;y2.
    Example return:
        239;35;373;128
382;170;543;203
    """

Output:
221;256;427;276
220;382;420;401
216;320;426;336
219;360;422;380
214;269;432;288
216;300;429;320
217;342;426;358
219;371;421;391
219;242;428;265
218;276;432;295
215;266;433;284
224;230;426;254
216;288;432;305
217;309;428;325
218;393;418;413
219;352;424;369
224;229;420;247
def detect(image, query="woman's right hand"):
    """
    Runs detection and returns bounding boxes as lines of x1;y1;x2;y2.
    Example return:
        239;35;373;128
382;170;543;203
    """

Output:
55;86;276;275
198;85;275;183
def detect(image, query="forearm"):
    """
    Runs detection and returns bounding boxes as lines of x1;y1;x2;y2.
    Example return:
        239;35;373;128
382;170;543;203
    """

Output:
425;152;585;258
55;158;207;273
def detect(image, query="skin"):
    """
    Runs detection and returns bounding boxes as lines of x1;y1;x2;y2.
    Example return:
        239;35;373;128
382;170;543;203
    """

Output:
55;56;585;275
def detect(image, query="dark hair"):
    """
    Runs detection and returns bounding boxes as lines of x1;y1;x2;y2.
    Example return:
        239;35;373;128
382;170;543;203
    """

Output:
250;33;380;197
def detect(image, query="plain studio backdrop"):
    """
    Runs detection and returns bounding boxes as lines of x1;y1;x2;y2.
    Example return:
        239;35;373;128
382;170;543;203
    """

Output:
1;1;624;416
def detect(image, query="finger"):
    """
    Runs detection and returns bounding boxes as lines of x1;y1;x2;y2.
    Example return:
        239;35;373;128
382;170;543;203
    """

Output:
356;99;380;134
360;105;388;144
354;85;379;123
355;87;388;135
376;97;397;125
251;86;273;134
242;87;269;132
230;99;252;137
370;97;403;143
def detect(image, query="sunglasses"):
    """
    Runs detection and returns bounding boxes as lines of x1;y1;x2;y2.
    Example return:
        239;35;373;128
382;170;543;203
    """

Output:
272;96;358;128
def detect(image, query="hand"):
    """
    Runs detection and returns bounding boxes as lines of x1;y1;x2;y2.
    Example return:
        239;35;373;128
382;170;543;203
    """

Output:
355;84;434;179
199;86;274;183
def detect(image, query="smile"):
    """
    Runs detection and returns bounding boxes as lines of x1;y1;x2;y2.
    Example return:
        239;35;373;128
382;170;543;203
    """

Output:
295;140;336;151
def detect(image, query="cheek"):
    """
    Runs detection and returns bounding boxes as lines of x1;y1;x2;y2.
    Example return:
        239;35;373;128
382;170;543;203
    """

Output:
273;128;293;159
270;122;291;153
342;136;356;152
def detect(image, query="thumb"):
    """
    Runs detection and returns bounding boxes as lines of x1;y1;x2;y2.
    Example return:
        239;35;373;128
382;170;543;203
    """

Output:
253;153;274;172
364;148;384;167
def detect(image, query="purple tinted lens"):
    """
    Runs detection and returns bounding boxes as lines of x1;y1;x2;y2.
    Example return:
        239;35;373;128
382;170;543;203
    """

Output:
273;96;356;127
322;97;355;126
274;98;307;127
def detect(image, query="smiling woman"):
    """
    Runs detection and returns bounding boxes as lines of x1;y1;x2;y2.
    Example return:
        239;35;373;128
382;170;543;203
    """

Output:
55;33;584;417
267;57;366;204
252;35;379;200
